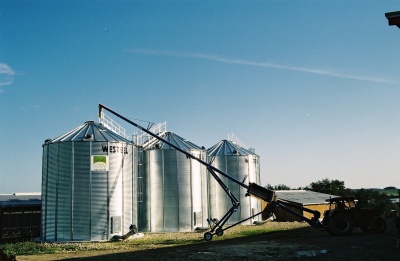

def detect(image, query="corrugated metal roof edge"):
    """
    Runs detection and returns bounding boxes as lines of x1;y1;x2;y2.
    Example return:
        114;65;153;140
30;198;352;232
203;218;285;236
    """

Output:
44;121;132;144
0;193;41;196
0;193;42;208
0;202;41;208
275;190;339;205
143;131;204;151
42;124;133;144
207;139;257;156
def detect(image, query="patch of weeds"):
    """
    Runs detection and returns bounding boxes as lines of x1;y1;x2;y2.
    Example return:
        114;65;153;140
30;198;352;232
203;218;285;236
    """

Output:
0;242;57;256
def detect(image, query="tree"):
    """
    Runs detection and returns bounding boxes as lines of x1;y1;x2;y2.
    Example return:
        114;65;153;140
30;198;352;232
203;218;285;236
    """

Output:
265;184;292;190
304;178;348;196
383;186;397;190
304;178;396;213
349;189;394;214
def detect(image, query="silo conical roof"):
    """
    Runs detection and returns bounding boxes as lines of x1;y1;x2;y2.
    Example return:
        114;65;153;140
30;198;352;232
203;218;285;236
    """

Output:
144;132;203;151
47;121;131;143
207;140;256;156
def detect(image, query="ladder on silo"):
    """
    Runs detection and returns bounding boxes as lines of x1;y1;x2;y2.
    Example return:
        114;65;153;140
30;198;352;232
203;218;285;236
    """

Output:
134;122;167;148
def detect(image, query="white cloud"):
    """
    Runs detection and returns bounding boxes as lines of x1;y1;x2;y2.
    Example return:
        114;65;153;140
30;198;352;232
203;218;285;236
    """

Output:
0;63;16;87
127;49;395;84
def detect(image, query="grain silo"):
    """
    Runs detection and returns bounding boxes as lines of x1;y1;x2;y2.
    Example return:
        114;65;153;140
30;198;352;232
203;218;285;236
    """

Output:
207;139;262;225
138;132;208;232
41;121;137;242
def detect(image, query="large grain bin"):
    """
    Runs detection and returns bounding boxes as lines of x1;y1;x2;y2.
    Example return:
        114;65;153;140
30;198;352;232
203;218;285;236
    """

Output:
138;132;208;232
207;140;262;225
41;121;137;242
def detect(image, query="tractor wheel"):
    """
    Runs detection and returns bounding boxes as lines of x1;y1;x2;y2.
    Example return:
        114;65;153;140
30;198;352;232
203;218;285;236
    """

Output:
328;213;354;236
369;216;386;234
324;226;335;235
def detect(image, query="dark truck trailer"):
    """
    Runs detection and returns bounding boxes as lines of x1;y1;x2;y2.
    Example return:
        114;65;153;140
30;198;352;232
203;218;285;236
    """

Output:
0;194;41;242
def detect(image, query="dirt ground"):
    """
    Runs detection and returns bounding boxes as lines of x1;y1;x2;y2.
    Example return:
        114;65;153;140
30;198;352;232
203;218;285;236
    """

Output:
18;218;400;261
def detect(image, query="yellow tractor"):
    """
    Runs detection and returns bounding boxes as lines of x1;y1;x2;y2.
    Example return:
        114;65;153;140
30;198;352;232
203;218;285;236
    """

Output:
322;196;386;236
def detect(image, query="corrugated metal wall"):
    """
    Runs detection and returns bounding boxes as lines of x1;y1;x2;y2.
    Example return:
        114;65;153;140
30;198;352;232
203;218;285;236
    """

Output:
41;141;137;242
72;142;91;241
139;149;208;232
1;206;41;242
208;154;261;225
41;145;48;240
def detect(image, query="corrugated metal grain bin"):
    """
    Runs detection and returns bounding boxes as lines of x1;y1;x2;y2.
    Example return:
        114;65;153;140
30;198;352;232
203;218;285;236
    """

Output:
41;121;137;242
207;140;262;225
138;132;208;232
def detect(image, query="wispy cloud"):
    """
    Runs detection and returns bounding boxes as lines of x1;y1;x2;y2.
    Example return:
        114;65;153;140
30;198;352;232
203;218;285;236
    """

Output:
0;63;16;87
127;49;395;84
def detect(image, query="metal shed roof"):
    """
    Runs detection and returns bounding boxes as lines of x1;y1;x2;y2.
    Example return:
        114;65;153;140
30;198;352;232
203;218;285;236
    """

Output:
385;11;400;28
0;193;41;208
144;132;204;151
275;190;338;205
46;121;131;144
208;140;256;156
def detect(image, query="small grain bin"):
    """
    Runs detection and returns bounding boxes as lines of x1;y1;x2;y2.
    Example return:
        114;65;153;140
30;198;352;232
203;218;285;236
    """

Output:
138;132;208;232
207;140;262;225
41;121;137;242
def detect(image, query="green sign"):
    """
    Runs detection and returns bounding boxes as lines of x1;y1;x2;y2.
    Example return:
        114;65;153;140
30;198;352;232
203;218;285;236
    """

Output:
91;155;109;171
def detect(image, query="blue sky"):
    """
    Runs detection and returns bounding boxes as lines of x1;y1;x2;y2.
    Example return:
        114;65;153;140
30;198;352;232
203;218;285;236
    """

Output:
1;0;399;193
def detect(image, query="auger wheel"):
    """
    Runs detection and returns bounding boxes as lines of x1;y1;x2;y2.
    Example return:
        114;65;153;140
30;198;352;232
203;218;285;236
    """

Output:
204;232;213;241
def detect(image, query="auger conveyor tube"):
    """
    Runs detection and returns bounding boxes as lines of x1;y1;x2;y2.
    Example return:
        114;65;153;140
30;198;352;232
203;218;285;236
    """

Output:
98;104;277;241
99;104;257;190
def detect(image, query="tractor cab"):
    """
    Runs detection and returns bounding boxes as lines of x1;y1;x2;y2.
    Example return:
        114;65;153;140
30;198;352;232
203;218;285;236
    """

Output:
327;196;357;211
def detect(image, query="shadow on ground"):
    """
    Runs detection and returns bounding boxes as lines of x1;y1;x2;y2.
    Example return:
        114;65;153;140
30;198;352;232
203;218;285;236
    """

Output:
50;219;399;261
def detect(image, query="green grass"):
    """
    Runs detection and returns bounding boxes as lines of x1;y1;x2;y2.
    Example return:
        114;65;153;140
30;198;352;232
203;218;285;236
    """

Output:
0;242;58;256
0;222;308;256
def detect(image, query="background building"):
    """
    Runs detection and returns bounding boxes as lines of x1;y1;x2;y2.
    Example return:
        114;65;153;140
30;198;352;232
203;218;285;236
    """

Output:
0;193;41;242
262;190;337;222
385;11;400;28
